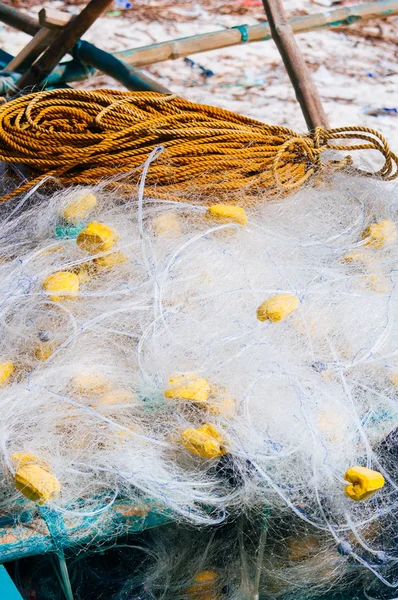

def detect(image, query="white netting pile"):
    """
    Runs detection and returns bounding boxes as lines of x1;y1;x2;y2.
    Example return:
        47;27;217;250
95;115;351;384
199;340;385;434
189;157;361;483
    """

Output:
1;162;398;598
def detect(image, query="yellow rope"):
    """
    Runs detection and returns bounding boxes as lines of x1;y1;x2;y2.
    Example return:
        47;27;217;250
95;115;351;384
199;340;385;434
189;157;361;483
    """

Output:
0;88;396;203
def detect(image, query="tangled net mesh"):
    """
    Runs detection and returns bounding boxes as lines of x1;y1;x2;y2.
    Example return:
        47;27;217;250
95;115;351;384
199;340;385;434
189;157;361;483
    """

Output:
1;143;398;598
1;88;398;598
0;89;397;205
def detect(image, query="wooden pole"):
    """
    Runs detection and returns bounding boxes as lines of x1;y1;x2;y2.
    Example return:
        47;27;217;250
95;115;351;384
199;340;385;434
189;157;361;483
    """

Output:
6;9;73;73
15;0;114;93
1;0;396;97
6;29;56;72
2;6;169;94
112;0;398;70
262;0;329;130
0;2;39;36
2;1;396;70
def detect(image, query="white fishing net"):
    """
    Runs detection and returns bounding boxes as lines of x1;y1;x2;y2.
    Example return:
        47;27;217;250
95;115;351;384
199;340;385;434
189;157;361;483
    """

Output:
1;156;398;598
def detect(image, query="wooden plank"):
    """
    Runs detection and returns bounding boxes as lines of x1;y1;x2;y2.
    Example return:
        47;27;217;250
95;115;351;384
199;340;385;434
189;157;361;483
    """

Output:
6;8;70;73
6;28;55;72
38;8;73;30
15;0;114;93
261;0;329;130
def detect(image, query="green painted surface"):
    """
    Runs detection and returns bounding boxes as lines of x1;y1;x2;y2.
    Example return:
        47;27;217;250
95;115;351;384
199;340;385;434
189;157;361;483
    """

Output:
0;497;172;563
328;15;362;27
55;223;86;239
0;565;23;599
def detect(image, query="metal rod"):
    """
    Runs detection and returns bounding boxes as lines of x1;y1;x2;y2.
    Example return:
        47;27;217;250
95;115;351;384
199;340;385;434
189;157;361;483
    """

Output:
15;0;114;93
73;40;171;93
261;0;329;130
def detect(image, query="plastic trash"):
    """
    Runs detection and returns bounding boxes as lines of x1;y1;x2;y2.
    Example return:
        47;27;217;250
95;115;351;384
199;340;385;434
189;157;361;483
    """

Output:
363;106;398;117
113;0;132;9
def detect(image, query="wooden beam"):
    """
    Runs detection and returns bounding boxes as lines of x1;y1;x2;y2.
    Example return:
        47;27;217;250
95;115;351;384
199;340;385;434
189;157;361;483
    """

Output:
113;0;398;69
15;0;114;93
261;0;329;130
5;8;71;75
0;2;40;36
6;28;55;72
38;8;73;30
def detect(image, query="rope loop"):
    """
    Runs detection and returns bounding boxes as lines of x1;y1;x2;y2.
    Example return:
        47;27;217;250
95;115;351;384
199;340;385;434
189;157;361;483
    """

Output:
0;89;396;203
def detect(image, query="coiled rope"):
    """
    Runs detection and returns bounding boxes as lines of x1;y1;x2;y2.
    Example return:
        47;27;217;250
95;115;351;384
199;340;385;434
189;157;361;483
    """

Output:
0;88;397;203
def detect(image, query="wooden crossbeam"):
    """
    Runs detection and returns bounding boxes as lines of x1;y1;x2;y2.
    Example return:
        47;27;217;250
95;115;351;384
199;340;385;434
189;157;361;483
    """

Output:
6;8;73;72
38;8;73;30
15;0;114;92
0;2;39;37
6;29;56;72
2;3;170;95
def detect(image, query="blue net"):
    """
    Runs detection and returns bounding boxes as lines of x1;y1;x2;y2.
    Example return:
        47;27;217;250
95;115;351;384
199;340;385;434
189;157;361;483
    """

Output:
0;496;170;563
